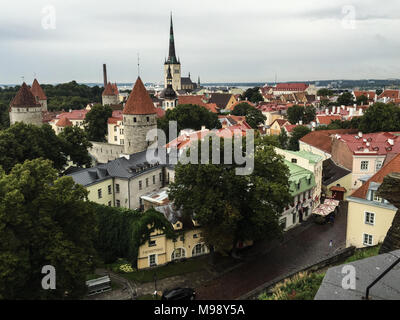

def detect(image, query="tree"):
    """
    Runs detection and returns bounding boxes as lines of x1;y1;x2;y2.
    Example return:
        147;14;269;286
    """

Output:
317;88;333;97
168;137;292;258
0;159;97;299
337;92;355;106
241;87;263;103
84;104;112;142
157;104;221;140
358;103;400;133
376;173;400;254
302;105;316;124
0;123;67;173
231;102;254;116
278;128;289;149
288;126;311;151
356;95;368;106
59;126;93;167
232;102;266;129
287;105;305;125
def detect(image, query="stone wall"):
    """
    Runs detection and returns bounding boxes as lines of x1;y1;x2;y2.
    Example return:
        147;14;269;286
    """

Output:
123;114;157;154
102;95;119;106
89;142;125;164
10;107;43;126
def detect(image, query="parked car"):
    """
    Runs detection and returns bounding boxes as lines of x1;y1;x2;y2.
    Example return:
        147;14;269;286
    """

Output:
161;287;196;300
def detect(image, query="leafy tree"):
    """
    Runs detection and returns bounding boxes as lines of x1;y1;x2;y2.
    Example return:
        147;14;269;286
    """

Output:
278;128;289;149
168;137;292;257
356;95;368;106
303;106;316;124
157;104;221;140
231;102;254;116
376;89;383;96
337;92;355;106
241;87;263;103
232;102;266;128
0;159;97;299
358;103;400;133
84;104;112;142
0;103;10;129
0;123;67;173
317;89;333;97
59;126;93;167
288;126;311;151
287;105;305;125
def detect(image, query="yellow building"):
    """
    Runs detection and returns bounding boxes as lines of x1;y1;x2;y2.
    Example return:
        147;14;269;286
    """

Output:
268;119;289;136
136;202;208;270
322;158;352;201
346;154;400;248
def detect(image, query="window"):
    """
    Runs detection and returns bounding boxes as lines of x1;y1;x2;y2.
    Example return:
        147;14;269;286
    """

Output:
108;185;112;194
149;240;156;247
363;234;373;246
108;201;112;206
149;254;157;267
291;158;297;163
139;181;142;190
114;136;117;141
120;139;124;145
134;117;137;123
376;161;383;171
373;193;382;203
146;116;150;122
179;235;184;242
153;175;156;184
365;212;375;225
120;129;123;135
171;248;185;260
116;184;120;193
193;234;198;239
146;178;149;187
192;244;206;257
114;126;117;132
159;172;163;182
116;200;120;207
98;189;102;199
361;161;369;171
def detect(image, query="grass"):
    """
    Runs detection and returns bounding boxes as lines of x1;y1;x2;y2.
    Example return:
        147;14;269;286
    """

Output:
106;256;209;283
344;245;381;264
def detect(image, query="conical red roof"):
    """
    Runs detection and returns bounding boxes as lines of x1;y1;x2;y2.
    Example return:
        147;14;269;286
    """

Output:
102;82;119;96
123;77;156;115
10;82;41;108
31;79;47;100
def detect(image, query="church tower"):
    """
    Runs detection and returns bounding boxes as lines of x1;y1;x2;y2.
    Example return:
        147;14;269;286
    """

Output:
164;14;181;91
162;65;178;110
31;79;48;111
9;82;43;126
122;77;157;155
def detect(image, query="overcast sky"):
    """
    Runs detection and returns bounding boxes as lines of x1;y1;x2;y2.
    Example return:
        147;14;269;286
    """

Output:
1;0;400;85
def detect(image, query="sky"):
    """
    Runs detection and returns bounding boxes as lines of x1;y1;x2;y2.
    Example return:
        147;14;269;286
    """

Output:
1;0;400;85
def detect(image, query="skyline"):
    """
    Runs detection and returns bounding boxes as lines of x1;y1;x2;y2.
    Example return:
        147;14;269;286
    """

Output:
1;0;400;85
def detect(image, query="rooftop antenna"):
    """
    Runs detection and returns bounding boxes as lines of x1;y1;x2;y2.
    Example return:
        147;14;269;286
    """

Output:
137;53;140;77
21;76;25;83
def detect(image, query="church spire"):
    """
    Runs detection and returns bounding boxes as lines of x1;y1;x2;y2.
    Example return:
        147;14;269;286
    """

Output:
167;13;179;64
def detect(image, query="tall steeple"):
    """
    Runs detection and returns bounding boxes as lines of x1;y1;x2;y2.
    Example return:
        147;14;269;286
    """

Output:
167;13;179;65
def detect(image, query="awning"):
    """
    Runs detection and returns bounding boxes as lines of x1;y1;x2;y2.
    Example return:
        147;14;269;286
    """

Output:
329;186;346;193
312;204;336;216
324;198;340;207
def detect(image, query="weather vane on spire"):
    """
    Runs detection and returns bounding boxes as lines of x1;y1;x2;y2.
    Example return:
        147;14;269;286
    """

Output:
137;53;140;77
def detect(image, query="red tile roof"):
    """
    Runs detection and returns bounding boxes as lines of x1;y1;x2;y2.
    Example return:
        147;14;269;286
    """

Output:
300;129;358;154
316;115;342;125
123;77;156;115
56;117;73;127
335;132;400;155
378;90;400;100
282;124;298;133
274;83;309;91
54;109;89;121
10;83;41;108
156;107;166;118
351;152;400;199
204;103;219;113
271;118;289;127
31;79;47;100
102;82;119;96
353;90;376;100
178;95;208;107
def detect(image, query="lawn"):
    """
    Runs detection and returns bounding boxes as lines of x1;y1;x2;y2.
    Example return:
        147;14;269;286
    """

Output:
343;245;381;264
106;256;209;283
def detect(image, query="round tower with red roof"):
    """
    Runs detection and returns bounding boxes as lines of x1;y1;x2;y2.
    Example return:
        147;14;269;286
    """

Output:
102;82;120;106
122;77;157;154
9;82;43;126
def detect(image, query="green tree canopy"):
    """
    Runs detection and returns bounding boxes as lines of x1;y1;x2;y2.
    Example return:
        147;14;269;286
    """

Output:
232;103;266;129
288;126;311;151
84;104;112;142
168;137;292;256
336;92;355;106
157;104;221;140
317;88;334;97
358;103;400;133
356;95;368;106
241;87;264;103
59;126;93;168
287;105;305;125
303;105;316;124
278;128;289;149
0;159;97;299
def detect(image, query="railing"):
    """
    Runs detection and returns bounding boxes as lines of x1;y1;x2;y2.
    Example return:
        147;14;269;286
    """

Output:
363;256;400;300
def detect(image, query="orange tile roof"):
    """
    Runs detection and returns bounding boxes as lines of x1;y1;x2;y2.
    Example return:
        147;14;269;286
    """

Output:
103;82;119;96
123;77;156;115
178;95;208;107
56;117;73;127
351;153;400;199
10;82;41;108
316;115;342;125
300;129;358;154
31;79;47;100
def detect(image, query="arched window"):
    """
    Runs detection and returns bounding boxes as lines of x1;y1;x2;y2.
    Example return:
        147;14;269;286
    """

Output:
171;248;186;260
192;243;206;257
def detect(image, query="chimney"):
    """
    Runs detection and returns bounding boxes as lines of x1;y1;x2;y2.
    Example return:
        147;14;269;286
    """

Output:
103;64;108;88
358;132;363;138
332;106;336;114
325;108;329;115
359;108;363;116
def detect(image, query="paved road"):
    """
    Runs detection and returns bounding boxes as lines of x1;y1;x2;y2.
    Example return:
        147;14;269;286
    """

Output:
195;204;347;300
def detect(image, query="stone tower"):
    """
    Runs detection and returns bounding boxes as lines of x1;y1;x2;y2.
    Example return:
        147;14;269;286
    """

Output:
162;65;178;110
9;82;43;126
31;79;48;111
102;82;120;106
164;14;181;91
122;77;157;155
